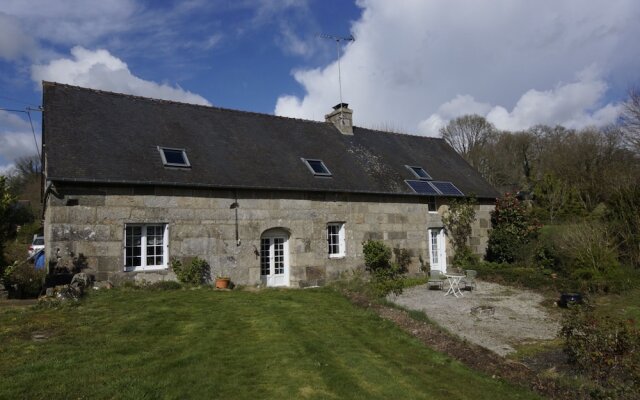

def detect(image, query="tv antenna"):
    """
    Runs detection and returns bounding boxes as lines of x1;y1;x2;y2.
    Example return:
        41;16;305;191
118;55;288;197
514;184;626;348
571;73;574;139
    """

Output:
320;34;355;113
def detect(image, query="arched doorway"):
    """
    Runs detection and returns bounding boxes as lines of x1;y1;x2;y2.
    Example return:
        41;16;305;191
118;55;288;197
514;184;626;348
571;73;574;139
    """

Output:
260;228;290;287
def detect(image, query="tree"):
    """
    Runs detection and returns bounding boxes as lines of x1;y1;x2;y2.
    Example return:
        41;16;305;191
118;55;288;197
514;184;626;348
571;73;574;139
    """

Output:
440;115;496;172
532;173;585;222
621;87;640;152
0;176;18;268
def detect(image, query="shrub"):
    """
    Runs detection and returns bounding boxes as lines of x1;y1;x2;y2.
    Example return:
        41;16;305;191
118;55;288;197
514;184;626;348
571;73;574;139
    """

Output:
363;240;392;272
555;222;631;293
452;246;480;270
485;229;523;264
2;261;45;298
474;261;553;290
363;240;405;297
560;304;640;390
486;193;541;263
147;280;182;290
171;257;210;285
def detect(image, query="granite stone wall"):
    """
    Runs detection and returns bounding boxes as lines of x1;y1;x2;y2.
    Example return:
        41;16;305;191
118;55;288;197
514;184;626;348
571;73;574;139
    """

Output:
44;183;494;286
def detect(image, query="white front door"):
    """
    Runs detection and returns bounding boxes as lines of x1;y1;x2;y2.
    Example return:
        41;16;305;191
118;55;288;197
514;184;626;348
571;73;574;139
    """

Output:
428;228;447;273
260;233;290;287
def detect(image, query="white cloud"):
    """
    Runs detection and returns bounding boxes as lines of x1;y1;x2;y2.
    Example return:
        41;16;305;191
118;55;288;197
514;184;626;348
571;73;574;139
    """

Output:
0;163;15;176
0;110;31;131
31;46;211;105
0;111;39;170
275;0;640;135
0;131;38;161
420;68;623;134
0;0;138;46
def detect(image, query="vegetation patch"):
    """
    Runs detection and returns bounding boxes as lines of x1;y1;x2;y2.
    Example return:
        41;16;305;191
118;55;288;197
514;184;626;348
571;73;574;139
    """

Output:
0;288;539;399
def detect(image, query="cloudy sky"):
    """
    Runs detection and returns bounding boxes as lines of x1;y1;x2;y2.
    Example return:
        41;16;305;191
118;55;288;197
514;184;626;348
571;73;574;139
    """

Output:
1;0;639;173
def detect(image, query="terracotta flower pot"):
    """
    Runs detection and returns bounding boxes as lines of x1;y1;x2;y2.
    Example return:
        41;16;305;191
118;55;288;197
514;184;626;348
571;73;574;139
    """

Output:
215;277;230;289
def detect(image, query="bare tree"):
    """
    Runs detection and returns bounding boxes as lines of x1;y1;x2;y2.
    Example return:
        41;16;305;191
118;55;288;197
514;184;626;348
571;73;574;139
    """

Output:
13;154;41;177
439;114;496;170
621;87;640;152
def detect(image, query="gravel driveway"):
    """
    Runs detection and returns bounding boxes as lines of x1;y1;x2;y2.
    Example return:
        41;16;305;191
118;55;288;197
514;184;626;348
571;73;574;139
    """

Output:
389;280;560;356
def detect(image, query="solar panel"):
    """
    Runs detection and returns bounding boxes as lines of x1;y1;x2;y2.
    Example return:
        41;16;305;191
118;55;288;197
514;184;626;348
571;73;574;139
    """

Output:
405;180;439;195
430;181;464;196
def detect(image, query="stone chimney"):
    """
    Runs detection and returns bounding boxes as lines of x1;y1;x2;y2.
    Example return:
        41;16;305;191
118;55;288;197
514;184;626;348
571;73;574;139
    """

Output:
325;103;353;135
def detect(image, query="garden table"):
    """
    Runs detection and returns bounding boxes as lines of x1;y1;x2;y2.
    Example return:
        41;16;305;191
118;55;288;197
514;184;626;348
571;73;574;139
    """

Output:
444;274;465;298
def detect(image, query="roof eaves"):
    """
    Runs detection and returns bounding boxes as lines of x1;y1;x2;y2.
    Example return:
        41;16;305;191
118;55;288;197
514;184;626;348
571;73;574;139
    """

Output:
46;176;497;199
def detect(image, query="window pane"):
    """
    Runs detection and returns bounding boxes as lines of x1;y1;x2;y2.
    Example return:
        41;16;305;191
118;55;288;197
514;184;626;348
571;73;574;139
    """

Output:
162;149;187;165
125;224;165;269
274;238;284;274
328;224;342;255
260;238;270;276
411;167;431;180
125;226;142;267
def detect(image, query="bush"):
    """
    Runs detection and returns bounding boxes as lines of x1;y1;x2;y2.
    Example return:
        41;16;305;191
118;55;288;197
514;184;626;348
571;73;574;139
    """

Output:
554;222;632;293
171;257;210;285
2;261;45;298
486;193;540;263
363;240;392;272
485;229;523;264
474;261;554;289
363;240;406;297
147;280;182;290
560;304;640;391
452;246;480;270
607;184;640;268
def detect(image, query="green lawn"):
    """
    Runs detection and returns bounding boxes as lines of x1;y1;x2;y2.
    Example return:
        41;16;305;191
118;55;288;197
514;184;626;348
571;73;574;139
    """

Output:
0;288;539;399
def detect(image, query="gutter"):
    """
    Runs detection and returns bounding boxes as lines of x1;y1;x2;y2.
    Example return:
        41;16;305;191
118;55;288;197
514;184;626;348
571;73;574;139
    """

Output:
46;176;498;200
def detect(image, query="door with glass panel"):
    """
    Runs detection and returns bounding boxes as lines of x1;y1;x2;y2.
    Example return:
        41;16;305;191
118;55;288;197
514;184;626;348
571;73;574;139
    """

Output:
260;230;290;287
428;228;447;273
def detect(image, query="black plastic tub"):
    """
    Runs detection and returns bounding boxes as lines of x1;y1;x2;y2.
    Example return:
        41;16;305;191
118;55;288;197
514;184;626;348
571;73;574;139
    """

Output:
558;292;583;308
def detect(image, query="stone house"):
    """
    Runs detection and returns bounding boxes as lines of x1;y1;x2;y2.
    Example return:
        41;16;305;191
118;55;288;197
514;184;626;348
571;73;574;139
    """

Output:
42;82;498;287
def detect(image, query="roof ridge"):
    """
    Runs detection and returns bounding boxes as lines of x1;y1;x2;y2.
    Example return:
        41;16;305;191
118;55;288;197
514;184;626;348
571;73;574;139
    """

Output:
42;81;332;127
354;125;445;140
43;81;447;141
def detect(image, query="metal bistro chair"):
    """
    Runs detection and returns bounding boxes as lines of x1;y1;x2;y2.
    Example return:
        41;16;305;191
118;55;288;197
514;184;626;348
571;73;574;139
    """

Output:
427;270;444;290
462;269;477;291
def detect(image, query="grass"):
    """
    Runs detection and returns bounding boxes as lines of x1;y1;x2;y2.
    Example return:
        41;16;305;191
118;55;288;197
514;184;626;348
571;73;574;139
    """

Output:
0;287;539;399
593;287;640;327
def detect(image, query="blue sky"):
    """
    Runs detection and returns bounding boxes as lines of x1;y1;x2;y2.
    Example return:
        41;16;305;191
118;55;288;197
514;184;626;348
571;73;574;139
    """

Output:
1;0;640;173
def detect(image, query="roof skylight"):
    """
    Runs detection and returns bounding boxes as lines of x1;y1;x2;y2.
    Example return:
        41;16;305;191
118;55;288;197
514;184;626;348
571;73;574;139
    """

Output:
158;146;190;168
302;158;332;177
406;165;432;180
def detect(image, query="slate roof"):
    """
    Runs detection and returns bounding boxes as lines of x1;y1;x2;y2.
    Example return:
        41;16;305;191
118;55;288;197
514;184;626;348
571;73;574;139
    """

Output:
42;82;499;199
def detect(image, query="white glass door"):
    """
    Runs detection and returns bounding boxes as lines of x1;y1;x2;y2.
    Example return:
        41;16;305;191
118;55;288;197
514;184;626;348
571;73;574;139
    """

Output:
260;234;289;287
428;228;447;273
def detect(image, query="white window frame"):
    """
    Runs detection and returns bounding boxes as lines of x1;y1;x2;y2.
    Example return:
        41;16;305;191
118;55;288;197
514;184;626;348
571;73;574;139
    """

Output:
124;223;169;271
327;222;346;258
158;146;191;168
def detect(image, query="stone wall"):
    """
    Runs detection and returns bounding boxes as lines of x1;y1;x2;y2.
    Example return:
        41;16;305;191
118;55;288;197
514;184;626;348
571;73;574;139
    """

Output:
44;183;494;286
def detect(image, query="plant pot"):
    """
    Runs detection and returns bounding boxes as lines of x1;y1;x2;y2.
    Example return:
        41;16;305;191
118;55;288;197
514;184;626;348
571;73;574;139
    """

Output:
215;277;230;289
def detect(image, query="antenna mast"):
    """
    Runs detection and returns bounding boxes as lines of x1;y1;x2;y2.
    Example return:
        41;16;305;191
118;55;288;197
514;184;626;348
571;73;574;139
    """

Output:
320;34;355;119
